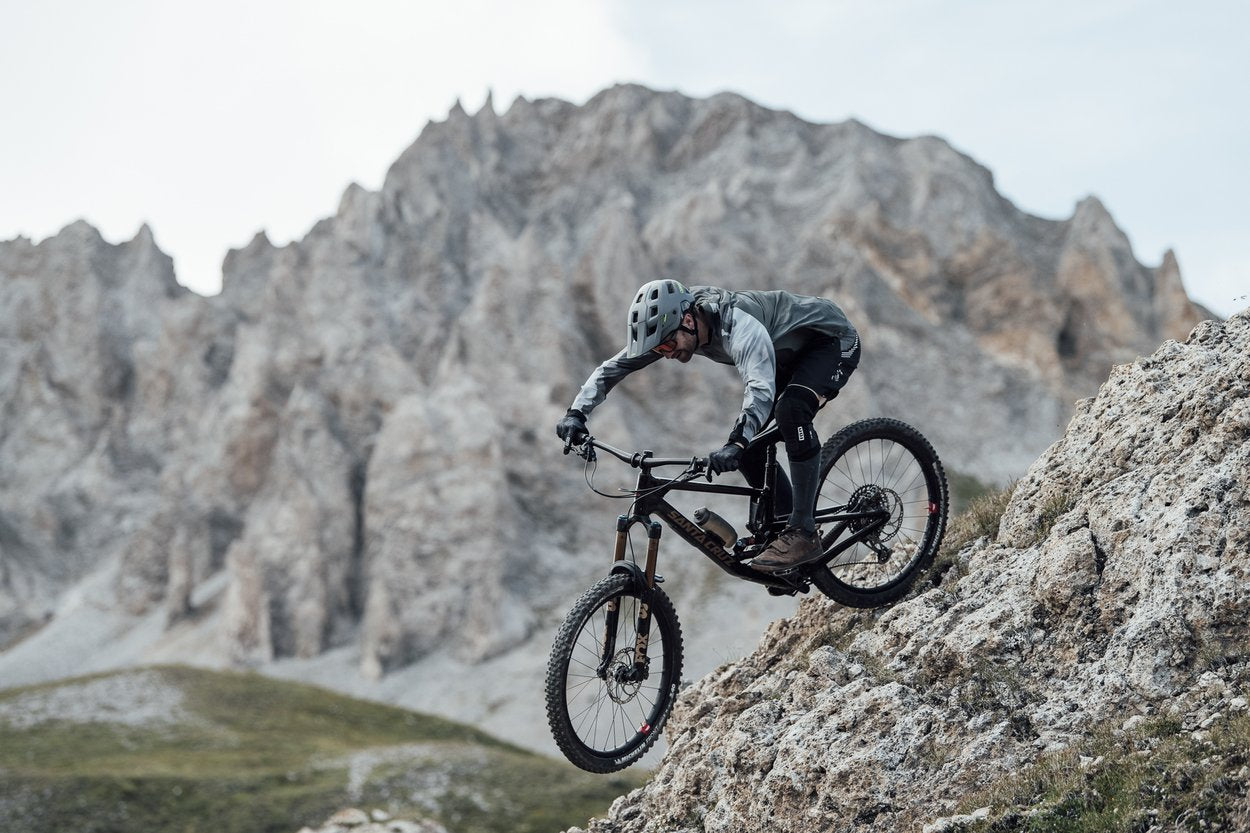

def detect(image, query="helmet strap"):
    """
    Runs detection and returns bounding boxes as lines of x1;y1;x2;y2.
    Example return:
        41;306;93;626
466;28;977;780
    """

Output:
680;307;700;344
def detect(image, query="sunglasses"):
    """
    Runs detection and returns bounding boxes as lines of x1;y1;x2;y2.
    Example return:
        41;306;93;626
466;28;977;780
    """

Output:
653;320;698;355
654;332;680;354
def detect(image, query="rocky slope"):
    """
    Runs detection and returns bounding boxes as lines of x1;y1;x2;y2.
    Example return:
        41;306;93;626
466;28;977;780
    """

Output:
572;311;1248;832
0;85;1212;752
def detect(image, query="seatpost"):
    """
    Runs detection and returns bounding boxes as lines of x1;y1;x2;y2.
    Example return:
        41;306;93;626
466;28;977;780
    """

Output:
763;441;778;524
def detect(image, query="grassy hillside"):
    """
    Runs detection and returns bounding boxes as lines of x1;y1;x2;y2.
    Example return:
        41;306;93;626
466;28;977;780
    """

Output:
0;666;642;833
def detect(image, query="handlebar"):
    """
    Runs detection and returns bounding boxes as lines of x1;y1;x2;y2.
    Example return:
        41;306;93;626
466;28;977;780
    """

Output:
563;435;711;477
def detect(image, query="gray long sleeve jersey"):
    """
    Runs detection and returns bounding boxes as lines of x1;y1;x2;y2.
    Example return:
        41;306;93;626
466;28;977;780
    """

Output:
570;286;858;443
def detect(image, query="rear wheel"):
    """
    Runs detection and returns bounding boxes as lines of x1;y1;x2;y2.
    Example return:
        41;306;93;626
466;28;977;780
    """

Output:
811;418;948;607
545;574;683;773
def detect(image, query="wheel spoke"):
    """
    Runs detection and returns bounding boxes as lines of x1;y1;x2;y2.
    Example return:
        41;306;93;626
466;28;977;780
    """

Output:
546;575;683;772
811;420;947;607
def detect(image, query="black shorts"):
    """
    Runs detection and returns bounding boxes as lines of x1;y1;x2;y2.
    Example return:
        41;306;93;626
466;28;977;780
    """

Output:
777;333;861;402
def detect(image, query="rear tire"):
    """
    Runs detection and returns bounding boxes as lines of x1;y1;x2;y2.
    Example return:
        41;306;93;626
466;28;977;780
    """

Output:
545;574;683;773
810;418;948;607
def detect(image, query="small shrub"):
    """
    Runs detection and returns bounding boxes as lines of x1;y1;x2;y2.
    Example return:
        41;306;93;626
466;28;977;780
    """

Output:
1023;491;1080;547
943;484;1017;557
948;471;999;517
928;483;1016;589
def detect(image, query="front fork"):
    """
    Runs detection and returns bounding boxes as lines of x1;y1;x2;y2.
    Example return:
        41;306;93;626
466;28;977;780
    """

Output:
598;516;660;681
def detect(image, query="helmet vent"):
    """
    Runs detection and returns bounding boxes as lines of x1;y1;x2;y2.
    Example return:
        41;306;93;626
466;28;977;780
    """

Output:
623;279;693;358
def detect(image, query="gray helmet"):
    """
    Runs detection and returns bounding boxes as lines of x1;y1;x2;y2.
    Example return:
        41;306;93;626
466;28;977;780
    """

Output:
625;279;693;358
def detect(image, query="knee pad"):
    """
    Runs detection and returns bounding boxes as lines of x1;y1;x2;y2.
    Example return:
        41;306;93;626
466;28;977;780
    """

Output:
775;386;820;462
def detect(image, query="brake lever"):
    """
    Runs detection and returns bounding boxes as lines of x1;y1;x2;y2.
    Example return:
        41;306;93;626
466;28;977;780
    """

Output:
563;436;596;462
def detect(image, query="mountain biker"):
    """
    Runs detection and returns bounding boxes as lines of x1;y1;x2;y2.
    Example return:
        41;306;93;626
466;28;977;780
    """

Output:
555;280;861;572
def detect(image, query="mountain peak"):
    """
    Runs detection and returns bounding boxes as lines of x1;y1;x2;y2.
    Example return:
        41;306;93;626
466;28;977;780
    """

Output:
478;89;496;118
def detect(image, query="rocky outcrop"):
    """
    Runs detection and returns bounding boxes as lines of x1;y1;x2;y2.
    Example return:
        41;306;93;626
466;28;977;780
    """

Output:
0;85;1215;747
573;311;1248;832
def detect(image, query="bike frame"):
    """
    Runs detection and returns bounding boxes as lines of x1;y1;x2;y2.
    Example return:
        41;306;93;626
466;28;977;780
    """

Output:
581;429;890;679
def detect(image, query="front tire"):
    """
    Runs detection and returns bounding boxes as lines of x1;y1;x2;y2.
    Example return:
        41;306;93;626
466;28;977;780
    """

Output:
811;418;948;607
545;574;683;773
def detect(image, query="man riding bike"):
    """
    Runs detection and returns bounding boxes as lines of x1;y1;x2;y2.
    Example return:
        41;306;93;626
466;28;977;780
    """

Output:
555;280;861;571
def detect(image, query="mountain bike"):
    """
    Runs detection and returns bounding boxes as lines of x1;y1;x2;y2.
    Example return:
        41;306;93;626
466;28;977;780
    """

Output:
545;417;948;772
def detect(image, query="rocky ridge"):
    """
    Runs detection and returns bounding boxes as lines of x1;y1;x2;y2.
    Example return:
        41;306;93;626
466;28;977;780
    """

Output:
0;85;1212;752
570;311;1248;831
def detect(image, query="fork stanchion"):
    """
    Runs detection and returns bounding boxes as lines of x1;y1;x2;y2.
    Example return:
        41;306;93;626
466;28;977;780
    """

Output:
612;515;630;565
643;522;662;589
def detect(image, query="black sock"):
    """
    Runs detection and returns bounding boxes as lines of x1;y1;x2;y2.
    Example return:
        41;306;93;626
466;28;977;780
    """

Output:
787;455;820;534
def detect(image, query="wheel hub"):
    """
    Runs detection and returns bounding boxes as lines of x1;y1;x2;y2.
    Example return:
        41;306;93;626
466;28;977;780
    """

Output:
605;649;645;703
848;484;904;560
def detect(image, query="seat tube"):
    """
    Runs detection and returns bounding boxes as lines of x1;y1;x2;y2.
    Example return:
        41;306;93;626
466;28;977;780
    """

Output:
763;442;778;523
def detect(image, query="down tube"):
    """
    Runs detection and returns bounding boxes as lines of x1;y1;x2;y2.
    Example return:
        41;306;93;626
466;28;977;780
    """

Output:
651;499;746;574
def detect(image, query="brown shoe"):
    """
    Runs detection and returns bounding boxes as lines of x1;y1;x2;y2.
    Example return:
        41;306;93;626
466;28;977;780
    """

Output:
750;527;823;572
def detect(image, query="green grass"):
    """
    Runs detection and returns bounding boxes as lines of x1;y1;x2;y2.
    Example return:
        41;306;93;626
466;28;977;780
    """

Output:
947;471;1001;518
927;482;1017;590
950;710;1250;832
0;666;643;833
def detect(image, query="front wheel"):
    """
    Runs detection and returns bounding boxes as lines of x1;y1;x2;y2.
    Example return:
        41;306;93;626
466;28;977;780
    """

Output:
811;418;948;607
545;573;683;773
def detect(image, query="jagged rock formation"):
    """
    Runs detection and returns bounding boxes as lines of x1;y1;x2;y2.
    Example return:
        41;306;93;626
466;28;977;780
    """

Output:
0;223;189;642
0;85;1213;749
571;311;1248;832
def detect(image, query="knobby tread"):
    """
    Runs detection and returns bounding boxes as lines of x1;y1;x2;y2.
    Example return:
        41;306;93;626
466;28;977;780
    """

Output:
811;417;949;607
545;573;684;773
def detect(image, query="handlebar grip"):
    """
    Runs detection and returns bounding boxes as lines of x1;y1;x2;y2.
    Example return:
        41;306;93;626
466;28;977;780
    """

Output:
561;435;596;462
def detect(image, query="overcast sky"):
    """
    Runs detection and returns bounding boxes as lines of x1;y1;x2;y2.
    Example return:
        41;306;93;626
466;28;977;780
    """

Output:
2;0;1246;316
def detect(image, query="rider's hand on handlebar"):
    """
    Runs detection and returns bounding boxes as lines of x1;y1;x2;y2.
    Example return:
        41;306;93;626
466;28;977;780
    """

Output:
556;409;589;446
707;442;744;475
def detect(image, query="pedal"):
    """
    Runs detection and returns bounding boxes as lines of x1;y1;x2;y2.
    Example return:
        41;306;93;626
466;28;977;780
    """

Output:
767;586;796;597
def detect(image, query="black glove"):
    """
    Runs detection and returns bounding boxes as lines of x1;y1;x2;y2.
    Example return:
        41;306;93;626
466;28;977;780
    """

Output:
707;442;744;475
556;409;589;444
